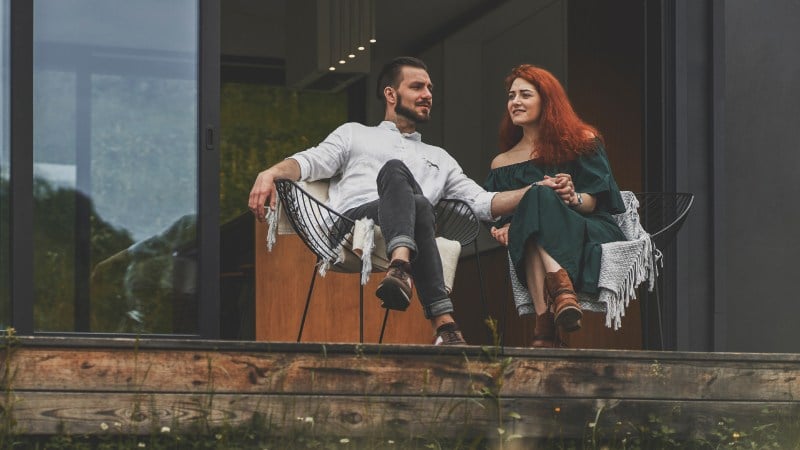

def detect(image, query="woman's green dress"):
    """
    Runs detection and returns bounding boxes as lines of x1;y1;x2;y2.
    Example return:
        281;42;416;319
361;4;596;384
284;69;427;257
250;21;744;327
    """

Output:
484;141;626;295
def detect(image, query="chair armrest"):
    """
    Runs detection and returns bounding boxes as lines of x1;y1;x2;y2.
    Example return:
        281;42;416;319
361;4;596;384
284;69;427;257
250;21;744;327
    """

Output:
274;179;354;263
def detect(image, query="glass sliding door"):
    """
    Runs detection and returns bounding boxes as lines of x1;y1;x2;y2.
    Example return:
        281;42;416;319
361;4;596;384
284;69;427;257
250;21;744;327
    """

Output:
32;0;200;333
0;0;9;328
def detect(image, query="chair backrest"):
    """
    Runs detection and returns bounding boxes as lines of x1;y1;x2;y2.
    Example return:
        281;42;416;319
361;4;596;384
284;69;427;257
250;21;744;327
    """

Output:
634;192;694;249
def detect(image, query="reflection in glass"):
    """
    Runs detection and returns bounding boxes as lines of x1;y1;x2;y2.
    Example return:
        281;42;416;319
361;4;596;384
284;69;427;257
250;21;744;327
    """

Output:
0;0;9;328
33;0;198;333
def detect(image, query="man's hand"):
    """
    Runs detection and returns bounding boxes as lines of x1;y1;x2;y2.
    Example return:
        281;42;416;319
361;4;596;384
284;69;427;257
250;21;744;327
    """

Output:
490;223;511;246
248;170;277;222
247;159;302;222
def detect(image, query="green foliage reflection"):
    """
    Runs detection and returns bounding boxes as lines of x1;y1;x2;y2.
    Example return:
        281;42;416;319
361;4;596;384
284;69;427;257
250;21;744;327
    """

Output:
219;83;347;223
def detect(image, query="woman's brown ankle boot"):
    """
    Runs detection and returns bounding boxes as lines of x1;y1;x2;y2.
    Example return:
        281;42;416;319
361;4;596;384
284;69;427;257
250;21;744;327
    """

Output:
531;311;565;348
544;269;582;332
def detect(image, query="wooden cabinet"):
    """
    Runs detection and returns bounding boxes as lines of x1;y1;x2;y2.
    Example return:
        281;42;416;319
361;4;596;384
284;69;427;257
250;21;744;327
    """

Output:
255;223;432;343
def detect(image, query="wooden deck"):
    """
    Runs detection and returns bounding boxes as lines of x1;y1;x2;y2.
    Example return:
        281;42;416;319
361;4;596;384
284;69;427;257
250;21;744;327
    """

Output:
3;336;800;440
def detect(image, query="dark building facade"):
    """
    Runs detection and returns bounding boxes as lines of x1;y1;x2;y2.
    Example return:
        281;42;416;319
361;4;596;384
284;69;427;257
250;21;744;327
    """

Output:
1;0;797;353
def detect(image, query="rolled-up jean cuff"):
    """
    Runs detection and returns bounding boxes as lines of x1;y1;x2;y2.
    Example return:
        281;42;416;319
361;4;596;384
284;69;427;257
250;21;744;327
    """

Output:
386;235;417;259
423;297;454;319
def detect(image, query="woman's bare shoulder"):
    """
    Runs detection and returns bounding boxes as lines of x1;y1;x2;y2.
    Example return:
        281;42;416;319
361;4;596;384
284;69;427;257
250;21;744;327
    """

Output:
491;147;530;169
490;153;510;170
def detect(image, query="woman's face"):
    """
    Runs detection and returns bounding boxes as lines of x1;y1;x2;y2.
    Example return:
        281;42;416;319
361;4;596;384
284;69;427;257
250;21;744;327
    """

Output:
507;77;542;127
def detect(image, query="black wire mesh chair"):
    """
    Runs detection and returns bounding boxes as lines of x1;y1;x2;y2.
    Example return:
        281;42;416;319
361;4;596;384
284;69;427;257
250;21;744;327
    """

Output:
634;192;695;349
275;179;487;343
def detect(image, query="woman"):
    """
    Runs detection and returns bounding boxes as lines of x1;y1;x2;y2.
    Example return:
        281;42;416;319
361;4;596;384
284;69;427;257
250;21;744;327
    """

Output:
484;64;626;348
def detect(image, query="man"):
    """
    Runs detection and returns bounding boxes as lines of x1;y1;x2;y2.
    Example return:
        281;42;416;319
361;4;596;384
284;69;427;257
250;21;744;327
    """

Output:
249;57;528;345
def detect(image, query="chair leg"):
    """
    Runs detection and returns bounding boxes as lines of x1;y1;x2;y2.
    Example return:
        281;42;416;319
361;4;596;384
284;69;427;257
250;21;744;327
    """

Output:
501;257;510;350
474;241;493;345
641;250;666;350
297;265;319;342
641;288;649;349
379;309;390;343
653;274;665;350
359;280;364;343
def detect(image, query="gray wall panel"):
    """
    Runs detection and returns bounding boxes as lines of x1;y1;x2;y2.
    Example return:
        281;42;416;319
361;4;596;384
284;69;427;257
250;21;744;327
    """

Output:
675;0;715;351
721;0;800;352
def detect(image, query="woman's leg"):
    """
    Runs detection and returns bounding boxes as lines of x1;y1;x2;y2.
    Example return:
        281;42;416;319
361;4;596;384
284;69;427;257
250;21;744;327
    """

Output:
538;246;582;332
523;238;548;315
524;239;562;347
537;245;563;273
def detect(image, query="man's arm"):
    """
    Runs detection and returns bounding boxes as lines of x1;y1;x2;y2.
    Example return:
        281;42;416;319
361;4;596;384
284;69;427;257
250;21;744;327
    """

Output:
490;185;532;217
248;158;301;222
491;174;582;217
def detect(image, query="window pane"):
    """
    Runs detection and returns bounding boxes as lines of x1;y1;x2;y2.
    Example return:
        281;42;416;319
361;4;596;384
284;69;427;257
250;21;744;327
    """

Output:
0;0;9;328
33;0;198;333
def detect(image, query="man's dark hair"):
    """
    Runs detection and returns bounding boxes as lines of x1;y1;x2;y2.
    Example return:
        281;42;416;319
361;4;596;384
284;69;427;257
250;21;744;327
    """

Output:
375;56;428;102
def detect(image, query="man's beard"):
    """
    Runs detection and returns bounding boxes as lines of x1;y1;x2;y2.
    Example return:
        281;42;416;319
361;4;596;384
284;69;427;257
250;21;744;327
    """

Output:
395;95;430;123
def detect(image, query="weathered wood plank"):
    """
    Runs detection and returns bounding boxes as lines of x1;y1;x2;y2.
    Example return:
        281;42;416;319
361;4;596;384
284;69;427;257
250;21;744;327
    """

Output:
7;337;800;439
8;345;800;401
10;392;800;439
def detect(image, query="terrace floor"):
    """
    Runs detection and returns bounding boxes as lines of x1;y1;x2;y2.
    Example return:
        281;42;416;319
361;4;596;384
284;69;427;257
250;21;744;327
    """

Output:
5;336;800;443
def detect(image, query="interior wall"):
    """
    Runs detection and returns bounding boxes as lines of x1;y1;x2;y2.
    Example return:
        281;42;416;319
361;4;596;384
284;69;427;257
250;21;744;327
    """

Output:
421;0;567;183
565;0;645;349
567;0;643;193
414;0;568;256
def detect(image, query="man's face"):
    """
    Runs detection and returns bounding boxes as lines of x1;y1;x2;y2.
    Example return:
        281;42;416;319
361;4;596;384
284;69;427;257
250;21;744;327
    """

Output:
393;67;433;123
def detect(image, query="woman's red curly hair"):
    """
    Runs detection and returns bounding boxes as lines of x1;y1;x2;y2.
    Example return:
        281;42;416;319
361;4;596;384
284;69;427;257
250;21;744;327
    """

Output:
498;64;601;166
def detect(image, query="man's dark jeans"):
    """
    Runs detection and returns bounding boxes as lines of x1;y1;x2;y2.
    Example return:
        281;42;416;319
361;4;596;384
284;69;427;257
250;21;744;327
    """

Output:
344;159;453;319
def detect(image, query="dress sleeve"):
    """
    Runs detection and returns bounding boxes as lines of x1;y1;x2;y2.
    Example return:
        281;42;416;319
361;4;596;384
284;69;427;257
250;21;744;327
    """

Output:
573;141;625;214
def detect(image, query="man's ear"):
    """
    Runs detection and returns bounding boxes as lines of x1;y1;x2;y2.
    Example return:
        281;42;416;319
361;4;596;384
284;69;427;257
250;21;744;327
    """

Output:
384;86;396;104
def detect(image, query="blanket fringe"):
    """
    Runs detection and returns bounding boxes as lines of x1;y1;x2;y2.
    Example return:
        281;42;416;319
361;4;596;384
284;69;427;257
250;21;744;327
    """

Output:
315;245;345;278
599;235;659;330
354;218;376;285
265;207;278;252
